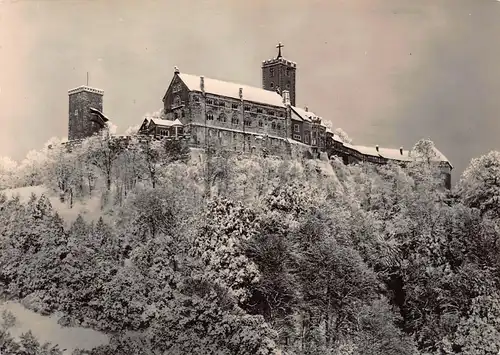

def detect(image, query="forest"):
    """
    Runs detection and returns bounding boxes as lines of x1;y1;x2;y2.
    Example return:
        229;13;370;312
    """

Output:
1;129;500;354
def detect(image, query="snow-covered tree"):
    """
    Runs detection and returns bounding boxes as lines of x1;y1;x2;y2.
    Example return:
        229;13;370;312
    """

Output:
410;138;438;164
0;156;19;190
124;124;141;136
82;128;123;191
458;151;500;217
334;128;352;144
18;149;48;186
139;137;164;189
191;198;261;303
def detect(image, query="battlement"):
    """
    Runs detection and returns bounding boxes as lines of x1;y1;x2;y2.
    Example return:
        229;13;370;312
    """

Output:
261;58;297;68
68;86;104;96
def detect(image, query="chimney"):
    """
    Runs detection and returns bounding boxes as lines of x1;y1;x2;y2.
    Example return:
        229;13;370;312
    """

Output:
282;90;291;106
239;87;243;100
200;76;205;94
305;106;309;112
400;146;403;155
375;145;379;152
174;66;180;74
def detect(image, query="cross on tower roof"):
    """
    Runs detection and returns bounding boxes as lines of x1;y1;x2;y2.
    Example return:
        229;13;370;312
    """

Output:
276;42;284;59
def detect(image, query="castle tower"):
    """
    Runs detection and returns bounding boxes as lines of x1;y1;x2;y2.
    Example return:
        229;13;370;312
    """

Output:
68;85;104;141
262;42;297;106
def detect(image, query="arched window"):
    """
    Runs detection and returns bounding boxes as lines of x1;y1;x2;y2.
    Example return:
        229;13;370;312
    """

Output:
219;113;227;122
207;111;214;120
232;114;239;125
173;95;181;107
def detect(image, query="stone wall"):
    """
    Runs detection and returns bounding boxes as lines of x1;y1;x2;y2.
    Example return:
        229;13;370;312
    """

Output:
68;90;104;141
187;92;288;139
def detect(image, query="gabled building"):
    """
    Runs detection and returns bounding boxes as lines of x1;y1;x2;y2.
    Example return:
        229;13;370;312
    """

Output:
138;117;184;138
64;44;452;187
145;43;452;186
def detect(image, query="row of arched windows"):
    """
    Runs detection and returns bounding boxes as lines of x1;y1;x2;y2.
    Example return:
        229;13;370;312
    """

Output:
206;111;283;130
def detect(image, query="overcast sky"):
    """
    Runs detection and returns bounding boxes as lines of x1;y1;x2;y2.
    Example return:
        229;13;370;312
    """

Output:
1;0;500;183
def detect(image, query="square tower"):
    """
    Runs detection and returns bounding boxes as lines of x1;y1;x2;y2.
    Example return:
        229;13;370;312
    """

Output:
262;43;297;106
68;86;104;141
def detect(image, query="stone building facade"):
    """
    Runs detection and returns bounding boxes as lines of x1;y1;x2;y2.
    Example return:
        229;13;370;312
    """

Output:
139;44;452;187
64;44;452;188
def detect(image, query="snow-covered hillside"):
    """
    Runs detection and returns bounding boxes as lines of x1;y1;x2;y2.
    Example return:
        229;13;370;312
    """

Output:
1;185;106;226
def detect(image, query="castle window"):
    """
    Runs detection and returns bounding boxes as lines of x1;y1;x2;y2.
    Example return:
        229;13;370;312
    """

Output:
231;116;239;125
304;135;310;144
232;103;238;109
270;82;274;88
173;95;182;107
194;96;200;102
256;108;262;114
286;68;291;76
245;119;251;126
277;123;281;130
267;110;275;116
173;84;182;93
244;105;250;111
207;99;214;105
286;83;290;89
181;110;185;118
219;113;227;122
271;122;276;129
278;112;284;118
258;120;263;127
293;134;301;141
218;101;225;107
294;124;300;133
207;112;214;120
270;68;275;77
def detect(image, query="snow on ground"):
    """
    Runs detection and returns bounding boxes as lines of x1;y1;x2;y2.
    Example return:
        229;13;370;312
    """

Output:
1;185;105;226
0;301;108;354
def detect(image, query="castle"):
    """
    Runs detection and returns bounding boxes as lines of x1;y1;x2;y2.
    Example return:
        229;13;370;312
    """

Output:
67;43;452;188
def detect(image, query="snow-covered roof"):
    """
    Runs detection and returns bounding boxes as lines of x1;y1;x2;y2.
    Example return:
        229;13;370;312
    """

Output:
432;147;451;167
177;73;285;107
291;107;311;122
291;106;329;128
150;118;183;127
291;106;316;122
345;143;451;165
351;145;412;161
261;57;297;67
89;107;109;122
